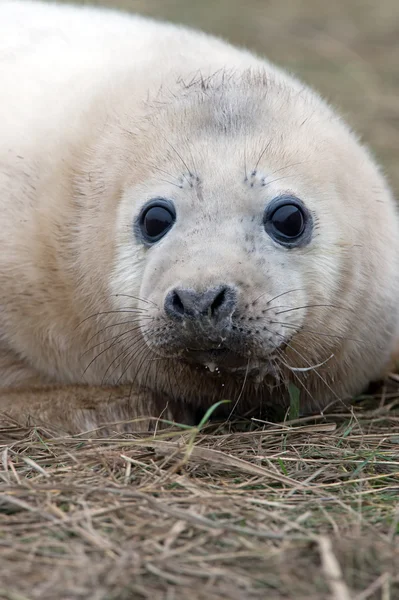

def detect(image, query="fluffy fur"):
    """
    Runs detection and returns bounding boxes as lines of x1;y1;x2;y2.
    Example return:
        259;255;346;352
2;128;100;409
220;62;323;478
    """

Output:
1;0;399;433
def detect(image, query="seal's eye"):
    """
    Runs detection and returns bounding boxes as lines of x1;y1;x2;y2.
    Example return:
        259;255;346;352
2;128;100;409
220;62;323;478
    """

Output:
263;196;311;247
138;199;176;243
271;204;304;238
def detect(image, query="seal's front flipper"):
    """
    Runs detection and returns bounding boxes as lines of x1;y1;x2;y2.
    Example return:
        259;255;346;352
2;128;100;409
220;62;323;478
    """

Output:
0;384;194;437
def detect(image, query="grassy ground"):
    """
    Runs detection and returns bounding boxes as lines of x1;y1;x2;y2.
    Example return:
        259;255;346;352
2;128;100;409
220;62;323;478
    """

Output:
1;1;399;599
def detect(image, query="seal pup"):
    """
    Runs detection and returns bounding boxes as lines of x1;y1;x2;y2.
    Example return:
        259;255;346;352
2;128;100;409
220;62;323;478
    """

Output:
1;0;399;434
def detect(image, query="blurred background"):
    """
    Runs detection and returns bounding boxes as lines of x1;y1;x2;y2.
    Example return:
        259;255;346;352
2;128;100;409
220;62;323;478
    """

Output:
64;0;399;193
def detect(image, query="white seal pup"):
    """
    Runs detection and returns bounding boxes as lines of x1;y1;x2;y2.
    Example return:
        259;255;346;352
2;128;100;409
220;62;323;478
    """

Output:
0;0;399;433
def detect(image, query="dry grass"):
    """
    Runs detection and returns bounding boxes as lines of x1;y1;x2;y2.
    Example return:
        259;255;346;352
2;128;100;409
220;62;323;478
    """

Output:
1;392;398;599
1;1;399;598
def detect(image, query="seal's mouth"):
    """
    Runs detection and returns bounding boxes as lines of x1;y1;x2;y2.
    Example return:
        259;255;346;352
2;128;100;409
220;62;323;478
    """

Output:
173;337;288;386
183;347;247;370
180;346;274;381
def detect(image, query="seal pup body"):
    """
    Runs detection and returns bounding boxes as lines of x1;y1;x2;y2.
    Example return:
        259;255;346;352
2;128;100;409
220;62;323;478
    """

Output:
1;0;399;433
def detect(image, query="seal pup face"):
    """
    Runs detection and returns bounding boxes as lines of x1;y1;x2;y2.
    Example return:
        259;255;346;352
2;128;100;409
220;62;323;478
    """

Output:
106;71;399;413
133;170;312;380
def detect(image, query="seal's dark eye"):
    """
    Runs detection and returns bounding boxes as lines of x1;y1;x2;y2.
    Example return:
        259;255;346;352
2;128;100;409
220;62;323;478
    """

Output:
138;199;176;243
263;196;312;247
271;204;304;238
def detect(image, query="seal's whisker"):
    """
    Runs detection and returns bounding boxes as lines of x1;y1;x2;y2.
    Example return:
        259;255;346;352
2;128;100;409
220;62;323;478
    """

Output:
182;136;199;181
258;288;305;306
157;177;185;189
264;159;308;179
75;308;149;330
102;344;143;386
120;342;154;389
126;348;157;415
274;303;353;315
280;354;335;373
101;344;136;385
113;294;158;308
243;141;248;181
275;333;342;402
85;317;153;345
272;321;364;344
260;321;340;401
275;347;319;406
253;140;272;173
160;135;195;182
263;174;299;188
101;325;154;386
82;323;150;359
163;357;179;404
101;329;154;387
227;358;250;420
152;165;184;182
83;325;151;376
273;355;285;383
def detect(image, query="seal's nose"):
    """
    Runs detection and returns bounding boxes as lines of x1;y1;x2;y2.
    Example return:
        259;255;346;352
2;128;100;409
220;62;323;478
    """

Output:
164;285;236;322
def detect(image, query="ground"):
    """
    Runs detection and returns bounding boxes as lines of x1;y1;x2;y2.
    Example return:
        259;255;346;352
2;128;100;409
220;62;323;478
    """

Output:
1;1;399;599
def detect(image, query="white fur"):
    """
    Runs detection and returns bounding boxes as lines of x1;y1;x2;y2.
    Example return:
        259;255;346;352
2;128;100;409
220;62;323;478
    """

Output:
0;0;399;422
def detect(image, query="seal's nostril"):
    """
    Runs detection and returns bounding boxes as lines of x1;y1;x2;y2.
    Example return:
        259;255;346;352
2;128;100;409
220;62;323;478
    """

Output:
210;287;227;315
170;290;185;316
164;289;186;319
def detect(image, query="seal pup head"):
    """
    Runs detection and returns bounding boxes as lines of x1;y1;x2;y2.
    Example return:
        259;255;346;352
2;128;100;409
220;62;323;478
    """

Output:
96;70;399;416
